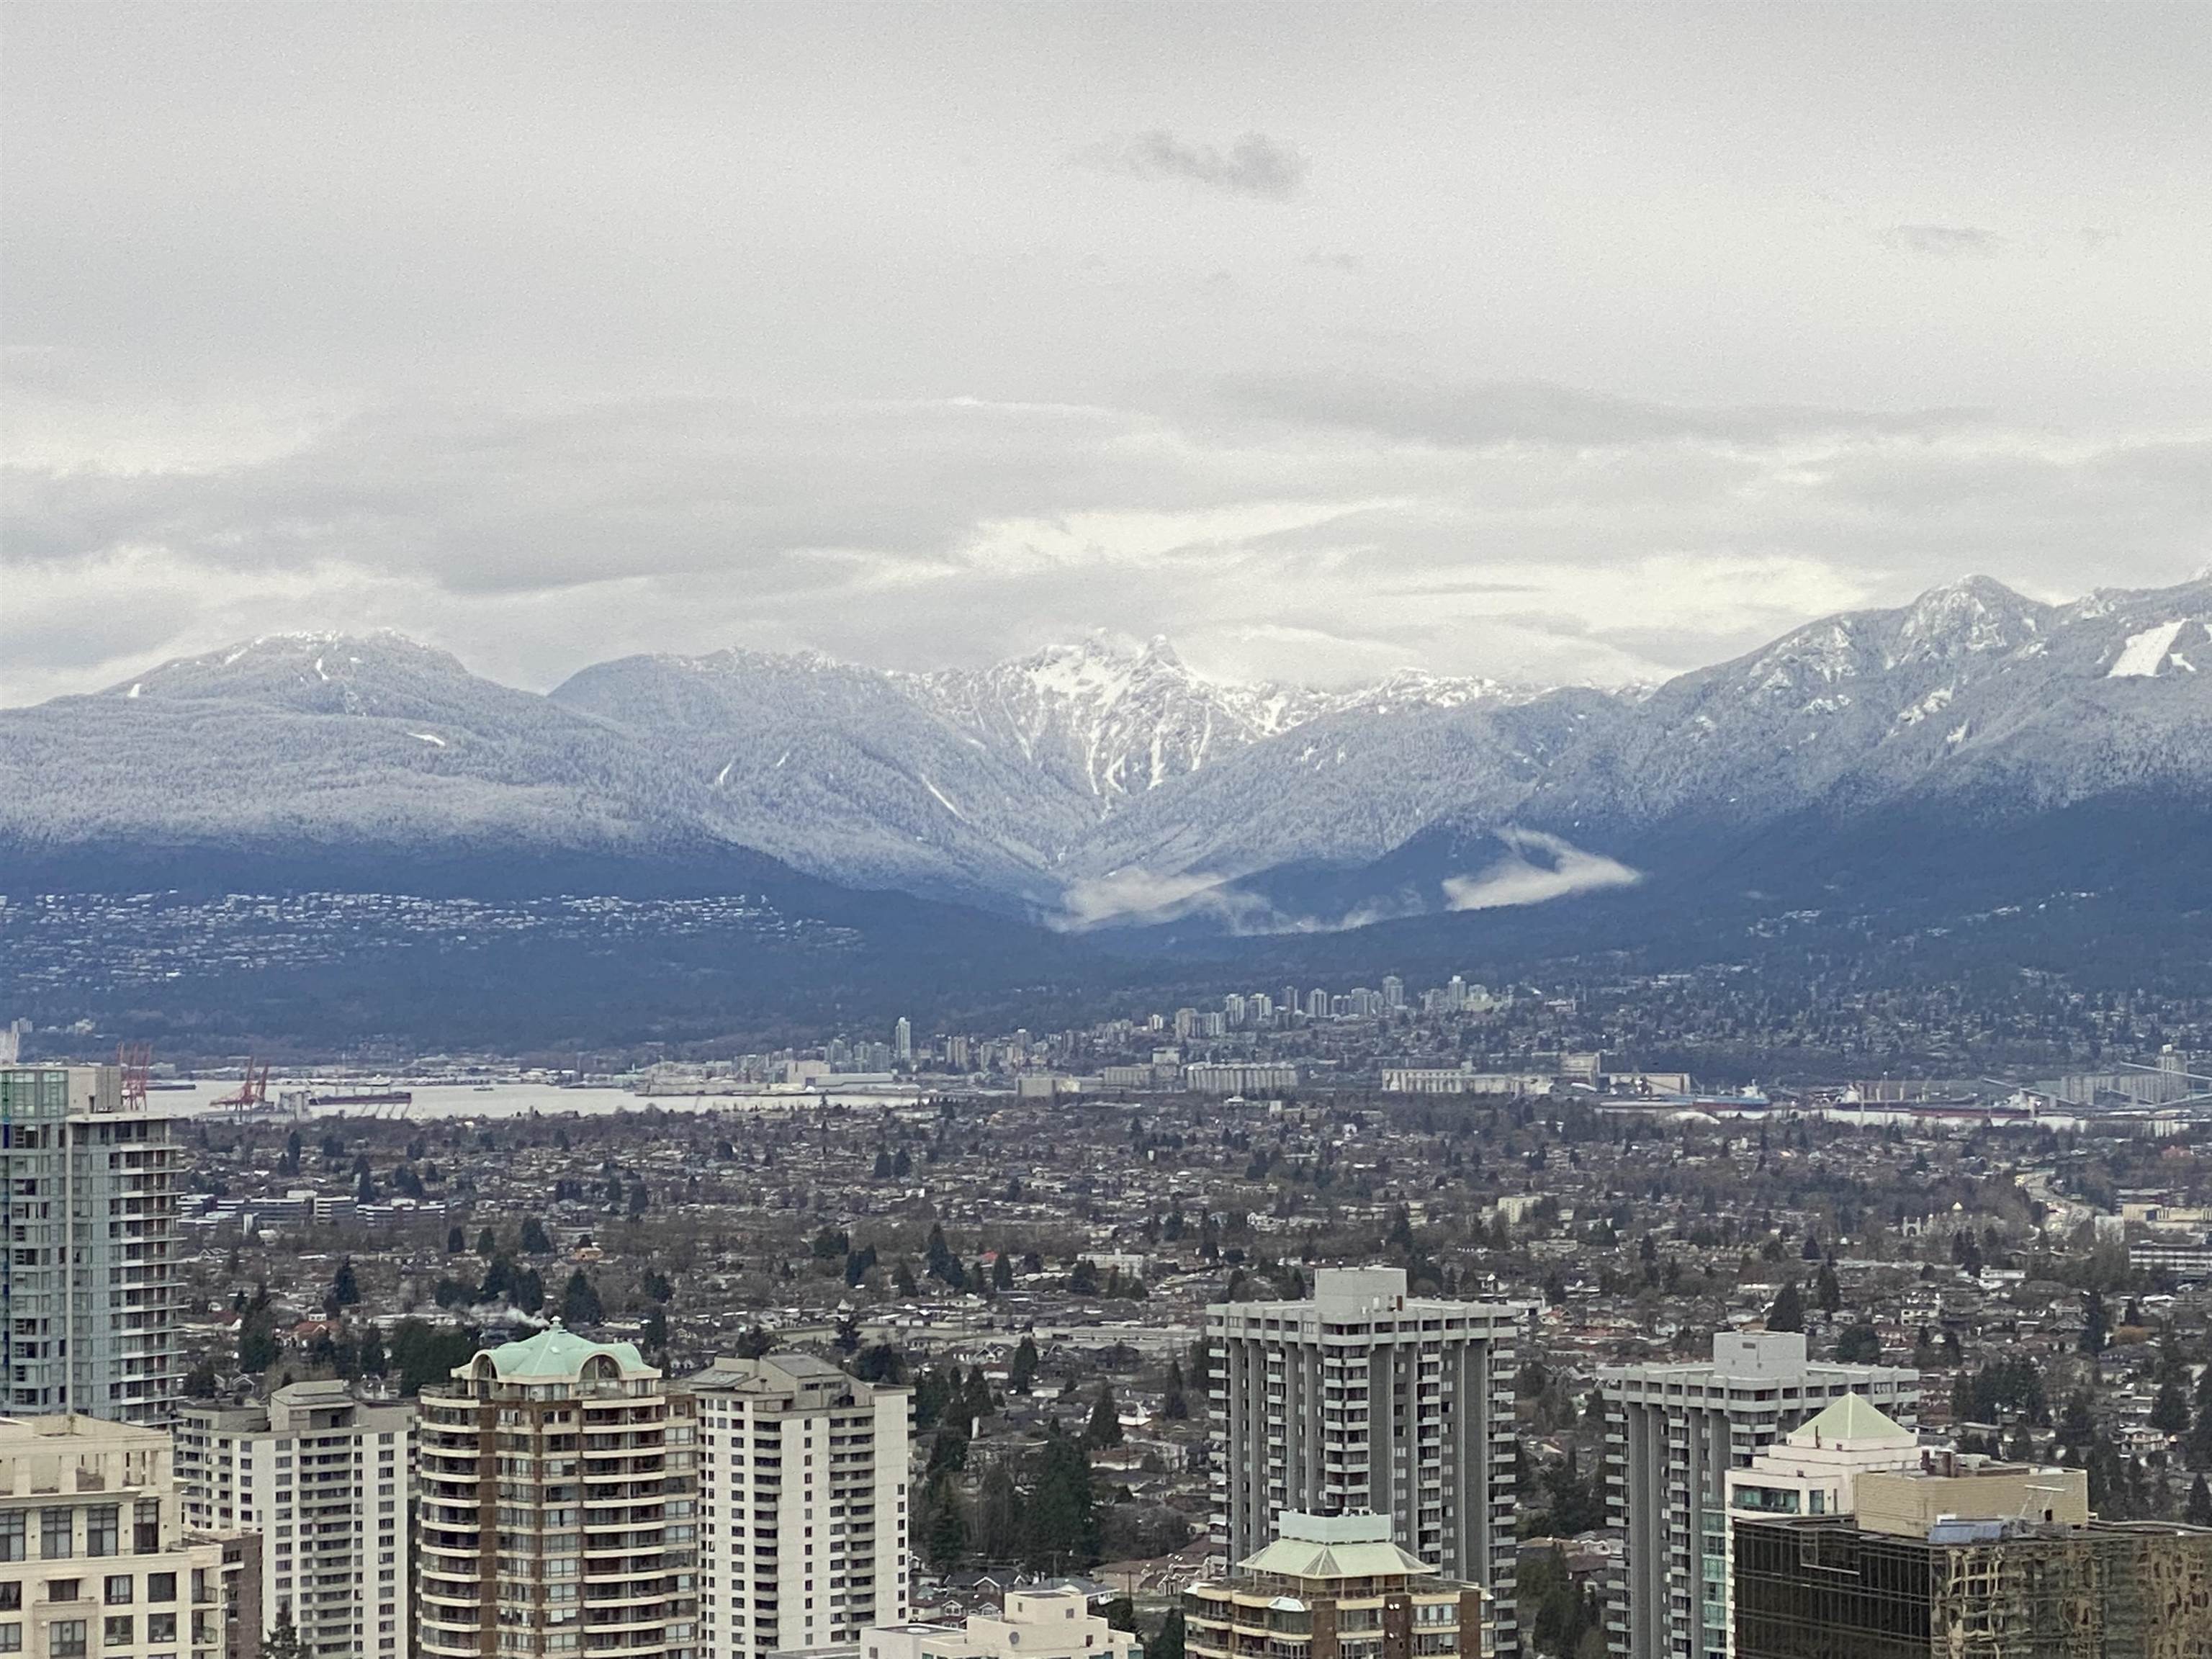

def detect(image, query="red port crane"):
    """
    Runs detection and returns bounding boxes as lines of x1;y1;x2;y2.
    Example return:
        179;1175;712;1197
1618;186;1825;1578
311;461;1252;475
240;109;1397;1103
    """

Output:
212;1059;271;1111
116;1042;153;1109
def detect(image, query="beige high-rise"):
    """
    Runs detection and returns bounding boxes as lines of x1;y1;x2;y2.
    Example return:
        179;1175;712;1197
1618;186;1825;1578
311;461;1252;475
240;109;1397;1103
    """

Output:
415;1328;697;1659
174;1381;412;1659
0;1414;231;1659
685;1352;910;1658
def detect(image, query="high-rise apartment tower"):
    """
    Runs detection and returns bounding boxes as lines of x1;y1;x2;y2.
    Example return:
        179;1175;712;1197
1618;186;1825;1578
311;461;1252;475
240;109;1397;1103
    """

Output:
175;1381;413;1659
416;1328;697;1659
686;1352;910;1656
0;1066;180;1423
1208;1268;1522;1654
1599;1332;1919;1659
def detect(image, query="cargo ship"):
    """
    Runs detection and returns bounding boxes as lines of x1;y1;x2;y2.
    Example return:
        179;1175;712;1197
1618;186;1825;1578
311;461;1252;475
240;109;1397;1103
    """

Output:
308;1079;414;1107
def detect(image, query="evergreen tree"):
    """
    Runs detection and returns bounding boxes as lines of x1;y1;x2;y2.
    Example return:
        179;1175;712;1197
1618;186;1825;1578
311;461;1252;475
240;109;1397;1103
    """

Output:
1144;1611;1185;1659
2188;1376;2212;1469
1814;1264;1841;1318
2152;1380;2192;1435
963;1365;994;1422
918;1472;969;1567
1766;1281;1805;1334
2081;1290;2110;1355
258;1619;307;1659
238;1285;279;1372
562;1270;604;1326
853;1342;907;1385
2190;1476;2212;1527
1086;1383;1123;1449
388;1319;477;1395
329;1259;361;1308
475;1228;497;1258
1834;1323;1882;1364
992;1252;1015;1291
520;1217;554;1255
1008;1334;1039;1394
1023;1429;1098;1568
445;1226;464;1254
928;1422;970;1475
976;1461;1022;1563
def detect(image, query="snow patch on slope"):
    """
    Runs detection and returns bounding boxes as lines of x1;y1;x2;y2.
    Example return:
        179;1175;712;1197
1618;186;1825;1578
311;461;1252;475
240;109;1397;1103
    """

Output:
2109;619;2190;678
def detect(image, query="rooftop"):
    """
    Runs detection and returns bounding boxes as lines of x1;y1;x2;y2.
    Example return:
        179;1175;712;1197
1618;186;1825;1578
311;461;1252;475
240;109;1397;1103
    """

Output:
467;1323;655;1383
1236;1511;1435;1583
1784;1393;1915;1449
0;1413;171;1451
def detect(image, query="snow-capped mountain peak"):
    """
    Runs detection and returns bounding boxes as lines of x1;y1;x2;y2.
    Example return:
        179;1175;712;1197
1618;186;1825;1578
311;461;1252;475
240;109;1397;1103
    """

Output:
1891;575;2047;663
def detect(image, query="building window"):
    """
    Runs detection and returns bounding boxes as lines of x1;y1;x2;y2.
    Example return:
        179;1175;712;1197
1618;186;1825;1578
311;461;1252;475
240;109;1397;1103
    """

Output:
103;1579;131;1607
103;1617;132;1647
148;1614;176;1644
51;1621;86;1658
0;1624;18;1653
48;1582;81;1604
132;1504;157;1555
40;1513;72;1560
83;1514;117;1563
0;1521;22;1564
0;1588;15;1612
145;1576;174;1605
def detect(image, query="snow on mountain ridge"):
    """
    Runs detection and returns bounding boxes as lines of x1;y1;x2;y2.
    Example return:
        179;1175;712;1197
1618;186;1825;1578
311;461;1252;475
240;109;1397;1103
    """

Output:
16;572;2205;931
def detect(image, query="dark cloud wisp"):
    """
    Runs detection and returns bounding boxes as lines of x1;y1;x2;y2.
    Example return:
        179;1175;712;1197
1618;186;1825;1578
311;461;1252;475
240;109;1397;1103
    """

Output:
1081;130;1310;199
1879;223;2008;258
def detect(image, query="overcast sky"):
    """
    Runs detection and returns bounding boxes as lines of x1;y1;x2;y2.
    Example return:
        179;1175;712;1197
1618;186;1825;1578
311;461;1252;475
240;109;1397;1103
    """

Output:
4;4;2206;705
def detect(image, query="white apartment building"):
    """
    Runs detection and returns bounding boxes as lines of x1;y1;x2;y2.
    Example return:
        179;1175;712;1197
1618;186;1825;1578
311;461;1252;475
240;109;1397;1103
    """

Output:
1208;1268;1523;1655
867;1586;1140;1659
0;1068;181;1424
1598;1332;1920;1659
686;1352;909;1658
415;1328;697;1659
0;1413;230;1659
173;1382;411;1659
1181;1065;1300;1097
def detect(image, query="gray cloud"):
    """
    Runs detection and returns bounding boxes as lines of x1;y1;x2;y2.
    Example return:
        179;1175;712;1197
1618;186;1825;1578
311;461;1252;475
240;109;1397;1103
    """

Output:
1082;130;1309;199
1218;371;1986;448
4;384;2203;707
1880;223;2008;258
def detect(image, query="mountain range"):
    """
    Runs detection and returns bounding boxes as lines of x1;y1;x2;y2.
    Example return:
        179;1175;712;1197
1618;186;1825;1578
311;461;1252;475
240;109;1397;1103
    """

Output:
2;572;2207;1046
